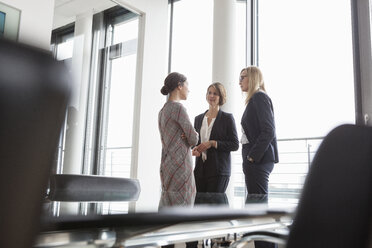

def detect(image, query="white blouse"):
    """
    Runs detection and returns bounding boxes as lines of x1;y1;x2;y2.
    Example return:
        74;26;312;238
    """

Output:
241;125;250;144
200;115;216;161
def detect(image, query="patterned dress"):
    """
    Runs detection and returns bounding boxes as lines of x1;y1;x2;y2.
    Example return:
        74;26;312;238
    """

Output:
158;101;198;192
158;190;196;209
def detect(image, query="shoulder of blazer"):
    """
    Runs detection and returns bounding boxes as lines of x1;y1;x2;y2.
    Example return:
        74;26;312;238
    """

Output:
195;111;207;120
251;91;272;104
251;92;274;114
218;111;234;122
221;110;234;117
195;111;207;128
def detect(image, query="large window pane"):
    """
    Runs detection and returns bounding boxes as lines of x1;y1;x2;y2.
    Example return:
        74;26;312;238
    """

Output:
258;0;355;194
51;27;75;174
102;53;137;177
100;16;139;178
258;0;355;138
84;7;139;182
170;0;213;120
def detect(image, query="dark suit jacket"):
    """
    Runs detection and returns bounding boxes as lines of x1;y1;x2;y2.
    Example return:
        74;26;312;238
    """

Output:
241;91;279;164
194;110;239;178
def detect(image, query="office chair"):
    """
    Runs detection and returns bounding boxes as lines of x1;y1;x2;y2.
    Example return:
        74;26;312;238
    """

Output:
48;174;141;201
0;39;70;248
231;124;372;248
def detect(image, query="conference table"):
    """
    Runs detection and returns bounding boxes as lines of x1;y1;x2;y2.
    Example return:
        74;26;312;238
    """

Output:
35;189;299;247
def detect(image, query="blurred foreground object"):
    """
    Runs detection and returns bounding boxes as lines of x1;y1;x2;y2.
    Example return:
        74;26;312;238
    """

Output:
0;39;70;248
232;124;372;248
48;174;141;202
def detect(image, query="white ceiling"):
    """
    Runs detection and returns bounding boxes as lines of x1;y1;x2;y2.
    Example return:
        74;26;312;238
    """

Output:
53;0;116;29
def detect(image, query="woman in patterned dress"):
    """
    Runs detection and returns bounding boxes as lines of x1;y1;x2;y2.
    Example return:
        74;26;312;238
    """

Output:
158;72;198;192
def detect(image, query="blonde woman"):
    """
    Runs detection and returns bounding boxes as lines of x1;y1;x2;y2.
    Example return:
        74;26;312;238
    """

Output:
240;66;279;193
239;66;278;248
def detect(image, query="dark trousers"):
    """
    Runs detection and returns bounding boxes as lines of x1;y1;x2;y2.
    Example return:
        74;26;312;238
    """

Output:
242;148;277;248
195;175;230;193
186;176;230;248
187;175;229;248
243;161;274;194
242;147;274;194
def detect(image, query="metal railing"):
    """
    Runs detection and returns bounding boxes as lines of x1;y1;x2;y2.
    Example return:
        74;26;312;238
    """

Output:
103;137;325;198
231;137;324;199
270;137;323;195
102;146;132;178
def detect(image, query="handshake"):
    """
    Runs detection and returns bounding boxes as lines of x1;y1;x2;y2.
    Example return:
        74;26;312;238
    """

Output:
180;133;216;157
191;141;215;157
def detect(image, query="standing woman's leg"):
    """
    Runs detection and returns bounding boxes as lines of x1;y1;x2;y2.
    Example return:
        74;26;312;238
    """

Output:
247;162;274;194
242;147;276;248
205;176;230;193
245;162;277;248
242;146;258;193
248;162;276;248
195;175;206;192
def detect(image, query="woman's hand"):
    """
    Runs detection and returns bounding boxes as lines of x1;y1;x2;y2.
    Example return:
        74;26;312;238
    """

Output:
196;141;213;153
192;147;201;157
181;133;186;140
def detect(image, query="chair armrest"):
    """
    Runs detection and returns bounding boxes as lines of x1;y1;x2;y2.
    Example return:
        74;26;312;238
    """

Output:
230;230;289;247
48;174;141;201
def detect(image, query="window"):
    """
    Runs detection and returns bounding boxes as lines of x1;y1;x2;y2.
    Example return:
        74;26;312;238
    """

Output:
169;0;213;120
169;0;355;198
258;0;355;194
51;24;75;174
84;6;139;179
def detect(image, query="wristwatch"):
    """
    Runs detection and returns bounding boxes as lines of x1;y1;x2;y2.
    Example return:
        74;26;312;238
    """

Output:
247;156;254;163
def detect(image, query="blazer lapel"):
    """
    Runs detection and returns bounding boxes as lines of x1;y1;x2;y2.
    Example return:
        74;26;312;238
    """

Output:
195;111;207;144
196;111;207;131
210;110;222;140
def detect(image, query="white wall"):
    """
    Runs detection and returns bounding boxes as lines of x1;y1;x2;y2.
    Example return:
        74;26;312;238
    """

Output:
1;0;54;50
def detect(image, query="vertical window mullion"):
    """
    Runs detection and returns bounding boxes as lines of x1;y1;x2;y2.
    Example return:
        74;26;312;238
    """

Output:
247;0;258;66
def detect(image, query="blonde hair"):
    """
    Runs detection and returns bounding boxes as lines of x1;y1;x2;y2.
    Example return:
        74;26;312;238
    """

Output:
241;66;266;104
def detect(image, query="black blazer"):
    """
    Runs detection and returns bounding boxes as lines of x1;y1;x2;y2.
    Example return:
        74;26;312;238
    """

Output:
241;91;279;164
194;110;239;178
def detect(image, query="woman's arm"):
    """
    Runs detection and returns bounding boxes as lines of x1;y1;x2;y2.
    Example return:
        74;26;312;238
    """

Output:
248;93;276;162
213;113;239;152
177;104;198;146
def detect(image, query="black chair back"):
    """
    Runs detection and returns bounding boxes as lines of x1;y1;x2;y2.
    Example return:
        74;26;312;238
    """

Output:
0;39;70;248
48;174;141;201
287;124;372;248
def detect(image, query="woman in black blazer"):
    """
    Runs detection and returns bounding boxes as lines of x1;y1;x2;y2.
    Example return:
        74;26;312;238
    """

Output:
192;82;239;193
240;67;279;248
239;66;279;194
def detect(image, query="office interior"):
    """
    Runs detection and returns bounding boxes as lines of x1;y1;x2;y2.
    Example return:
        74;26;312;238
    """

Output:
1;0;372;247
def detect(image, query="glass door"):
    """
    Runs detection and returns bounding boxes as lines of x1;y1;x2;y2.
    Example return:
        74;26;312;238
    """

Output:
98;11;139;178
50;25;75;175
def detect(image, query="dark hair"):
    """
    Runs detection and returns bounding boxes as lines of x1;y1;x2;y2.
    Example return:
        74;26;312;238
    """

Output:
161;72;187;95
207;82;226;106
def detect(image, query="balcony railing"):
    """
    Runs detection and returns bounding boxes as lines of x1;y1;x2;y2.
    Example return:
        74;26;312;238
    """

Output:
102;146;132;178
81;136;325;204
231;137;324;199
